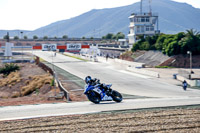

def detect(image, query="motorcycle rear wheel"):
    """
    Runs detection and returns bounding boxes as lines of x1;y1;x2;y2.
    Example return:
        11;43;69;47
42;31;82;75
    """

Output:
111;90;123;103
87;91;101;104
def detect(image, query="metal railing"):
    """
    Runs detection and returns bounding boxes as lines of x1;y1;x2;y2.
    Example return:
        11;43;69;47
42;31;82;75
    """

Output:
54;72;70;101
35;56;70;101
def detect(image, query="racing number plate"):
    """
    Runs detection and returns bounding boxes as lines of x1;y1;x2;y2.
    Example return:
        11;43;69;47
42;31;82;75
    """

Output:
93;88;102;94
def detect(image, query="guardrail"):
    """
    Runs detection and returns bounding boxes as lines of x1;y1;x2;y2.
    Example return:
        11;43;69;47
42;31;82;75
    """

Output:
35;56;70;101
54;72;70;101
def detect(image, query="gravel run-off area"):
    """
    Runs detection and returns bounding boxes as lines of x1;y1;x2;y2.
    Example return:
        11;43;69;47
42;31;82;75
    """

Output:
0;106;200;132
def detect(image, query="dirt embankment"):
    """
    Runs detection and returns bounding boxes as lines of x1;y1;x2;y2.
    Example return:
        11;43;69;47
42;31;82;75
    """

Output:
0;107;199;132
0;63;65;106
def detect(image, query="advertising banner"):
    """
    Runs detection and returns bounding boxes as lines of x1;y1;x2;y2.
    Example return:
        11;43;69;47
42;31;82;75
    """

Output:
67;43;81;51
42;44;57;51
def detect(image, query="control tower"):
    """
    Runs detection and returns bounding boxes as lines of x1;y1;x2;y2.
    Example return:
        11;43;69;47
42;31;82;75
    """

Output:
128;0;160;44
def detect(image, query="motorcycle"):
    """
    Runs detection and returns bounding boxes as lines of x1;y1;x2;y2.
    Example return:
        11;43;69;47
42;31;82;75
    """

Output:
182;80;187;91
84;77;123;104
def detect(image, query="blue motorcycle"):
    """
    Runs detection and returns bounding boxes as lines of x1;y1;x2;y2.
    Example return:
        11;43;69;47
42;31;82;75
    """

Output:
84;76;123;104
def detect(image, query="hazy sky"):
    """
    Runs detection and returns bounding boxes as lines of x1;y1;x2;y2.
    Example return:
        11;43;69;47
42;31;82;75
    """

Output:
0;0;199;31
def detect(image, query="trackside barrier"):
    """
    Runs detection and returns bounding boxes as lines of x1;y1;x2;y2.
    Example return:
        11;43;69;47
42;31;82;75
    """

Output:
63;53;160;78
176;75;200;87
69;53;145;68
114;59;145;68
35;56;70;101
91;55;145;68
127;67;160;78
64;52;92;61
54;72;70;101
32;45;90;50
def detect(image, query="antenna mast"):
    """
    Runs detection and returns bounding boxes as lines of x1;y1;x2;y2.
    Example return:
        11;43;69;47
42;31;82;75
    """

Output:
140;0;143;14
149;0;152;15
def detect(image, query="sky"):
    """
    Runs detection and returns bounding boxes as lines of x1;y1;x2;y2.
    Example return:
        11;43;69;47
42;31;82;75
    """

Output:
0;0;199;31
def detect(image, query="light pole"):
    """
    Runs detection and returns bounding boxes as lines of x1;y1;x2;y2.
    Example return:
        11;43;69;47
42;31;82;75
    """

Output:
20;31;23;63
187;51;193;74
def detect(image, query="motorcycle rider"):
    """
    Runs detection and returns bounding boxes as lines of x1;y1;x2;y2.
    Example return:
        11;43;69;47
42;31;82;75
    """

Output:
85;76;92;84
182;80;187;91
84;76;122;103
85;76;110;93
85;76;98;85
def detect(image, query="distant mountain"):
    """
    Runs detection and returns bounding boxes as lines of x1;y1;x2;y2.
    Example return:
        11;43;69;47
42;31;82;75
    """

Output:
1;0;200;38
152;0;200;34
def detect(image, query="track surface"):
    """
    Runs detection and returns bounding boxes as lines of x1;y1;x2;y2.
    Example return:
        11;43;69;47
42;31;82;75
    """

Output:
0;107;200;132
1;98;200;121
32;51;200;98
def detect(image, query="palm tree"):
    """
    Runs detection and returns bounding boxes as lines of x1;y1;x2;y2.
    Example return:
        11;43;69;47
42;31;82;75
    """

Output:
186;29;199;38
184;29;200;54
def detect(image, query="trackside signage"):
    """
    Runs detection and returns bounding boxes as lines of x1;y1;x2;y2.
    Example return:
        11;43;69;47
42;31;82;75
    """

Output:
42;44;57;51
67;43;81;51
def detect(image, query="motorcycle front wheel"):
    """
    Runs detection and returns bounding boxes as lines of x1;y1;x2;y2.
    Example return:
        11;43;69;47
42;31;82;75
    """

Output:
111;90;123;103
87;91;101;104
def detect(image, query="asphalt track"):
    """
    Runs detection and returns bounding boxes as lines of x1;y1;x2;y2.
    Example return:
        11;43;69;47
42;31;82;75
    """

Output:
1;51;200;121
1;97;200;121
33;51;200;98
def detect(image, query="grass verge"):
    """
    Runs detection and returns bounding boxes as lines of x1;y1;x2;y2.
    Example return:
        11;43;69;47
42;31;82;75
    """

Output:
63;53;88;62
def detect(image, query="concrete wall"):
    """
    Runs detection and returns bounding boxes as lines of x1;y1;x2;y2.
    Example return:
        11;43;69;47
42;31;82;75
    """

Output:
176;75;200;87
134;51;170;67
114;59;145;68
127;67;160;78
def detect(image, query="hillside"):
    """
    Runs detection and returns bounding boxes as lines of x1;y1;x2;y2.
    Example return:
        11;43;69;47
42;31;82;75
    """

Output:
0;0;200;38
27;0;200;38
0;30;30;39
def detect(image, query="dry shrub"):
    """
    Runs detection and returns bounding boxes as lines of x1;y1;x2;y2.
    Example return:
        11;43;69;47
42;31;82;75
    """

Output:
0;71;21;87
16;79;21;82
25;80;29;85
21;74;52;96
11;92;20;98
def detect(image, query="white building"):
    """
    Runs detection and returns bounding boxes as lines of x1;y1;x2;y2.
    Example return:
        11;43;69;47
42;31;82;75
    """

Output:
118;39;128;46
128;12;159;44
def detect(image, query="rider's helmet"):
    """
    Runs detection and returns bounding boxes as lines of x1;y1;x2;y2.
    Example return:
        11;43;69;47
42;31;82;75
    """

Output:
85;76;92;84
